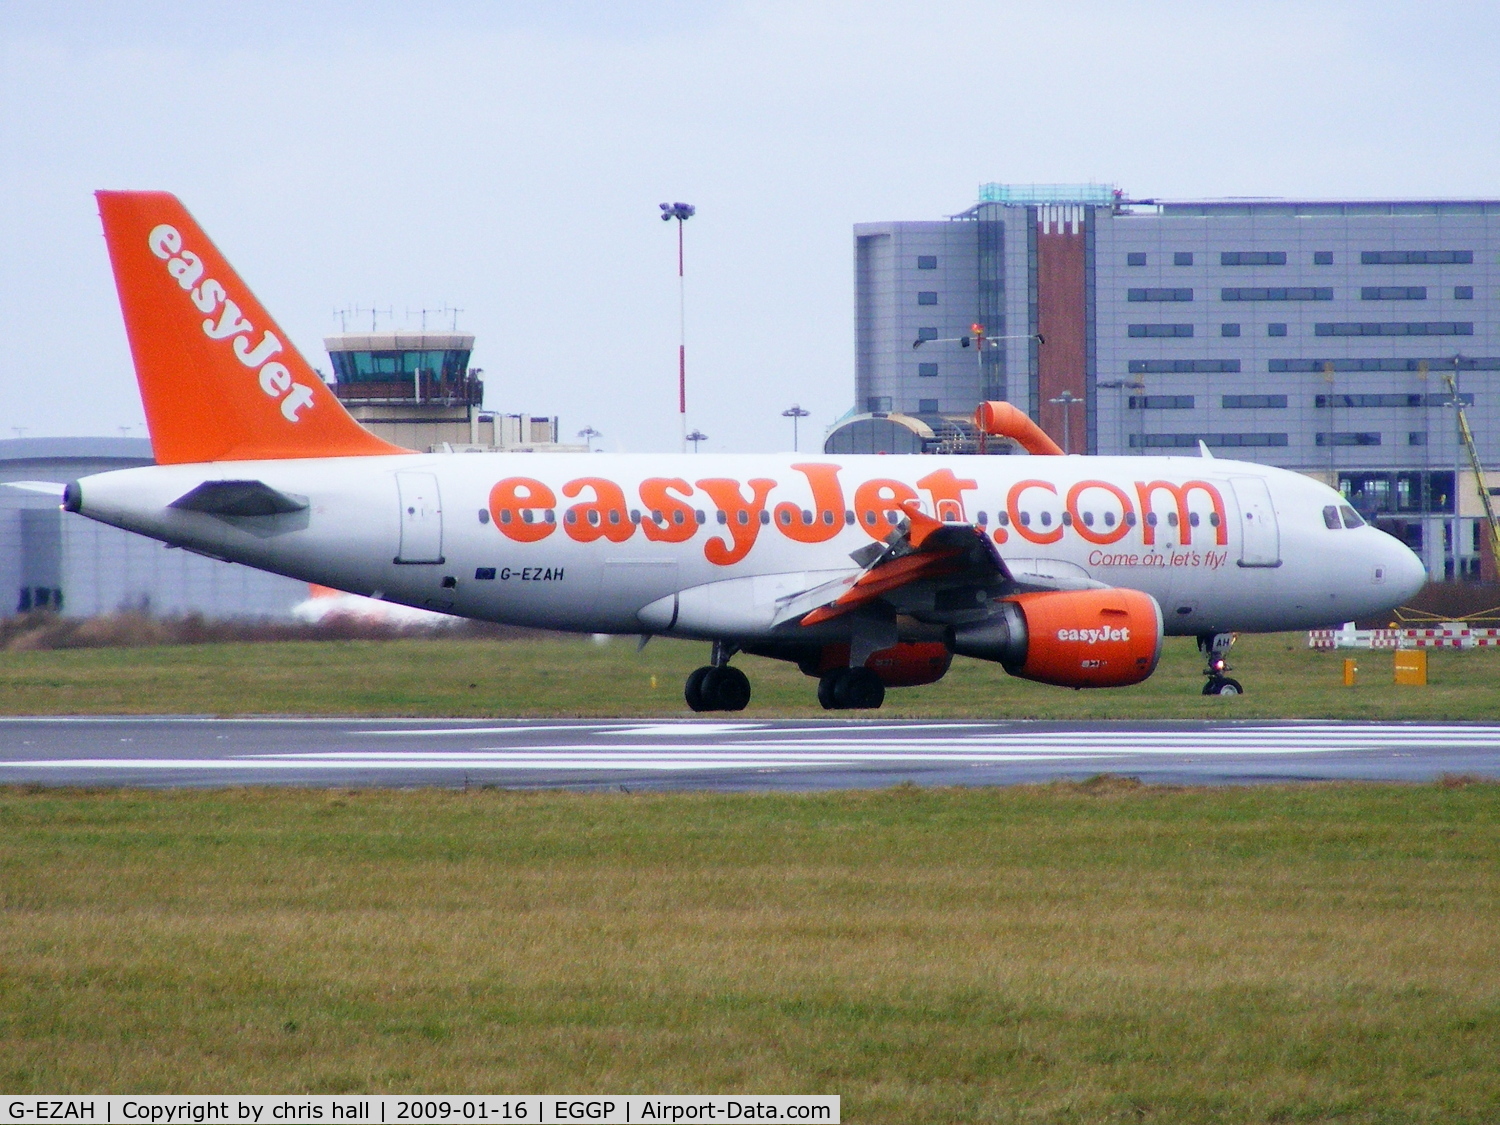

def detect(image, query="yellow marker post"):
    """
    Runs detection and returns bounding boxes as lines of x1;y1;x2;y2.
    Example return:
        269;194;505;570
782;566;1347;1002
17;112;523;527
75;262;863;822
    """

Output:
1342;658;1358;686
1394;649;1428;686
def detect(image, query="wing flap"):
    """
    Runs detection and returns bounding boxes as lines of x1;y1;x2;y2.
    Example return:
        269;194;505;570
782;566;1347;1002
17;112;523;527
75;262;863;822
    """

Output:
797;501;1011;628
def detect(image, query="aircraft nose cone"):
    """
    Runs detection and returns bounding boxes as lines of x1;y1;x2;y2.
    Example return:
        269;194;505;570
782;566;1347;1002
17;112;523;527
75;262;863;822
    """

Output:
1386;538;1427;604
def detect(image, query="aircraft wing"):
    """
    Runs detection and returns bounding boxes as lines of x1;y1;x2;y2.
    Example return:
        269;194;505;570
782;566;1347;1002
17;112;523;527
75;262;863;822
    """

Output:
773;502;1116;631
777;502;1012;629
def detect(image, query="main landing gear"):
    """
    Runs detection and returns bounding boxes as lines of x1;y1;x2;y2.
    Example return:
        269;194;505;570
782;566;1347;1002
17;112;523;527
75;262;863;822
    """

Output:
816;666;885;711
684;641;751;712
1198;632;1243;695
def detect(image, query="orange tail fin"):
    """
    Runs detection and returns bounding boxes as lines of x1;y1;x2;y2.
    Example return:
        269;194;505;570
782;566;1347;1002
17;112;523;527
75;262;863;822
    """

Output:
96;191;408;464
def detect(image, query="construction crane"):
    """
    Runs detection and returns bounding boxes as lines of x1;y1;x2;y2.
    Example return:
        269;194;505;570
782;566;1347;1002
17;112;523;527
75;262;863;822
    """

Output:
1437;361;1500;575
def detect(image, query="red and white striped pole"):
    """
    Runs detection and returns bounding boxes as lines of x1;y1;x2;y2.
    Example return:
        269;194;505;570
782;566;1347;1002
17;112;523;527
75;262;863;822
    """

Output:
661;202;695;453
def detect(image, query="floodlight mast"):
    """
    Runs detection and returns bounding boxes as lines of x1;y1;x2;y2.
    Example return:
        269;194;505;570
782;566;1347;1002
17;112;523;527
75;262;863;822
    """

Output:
781;404;811;451
660;202;696;452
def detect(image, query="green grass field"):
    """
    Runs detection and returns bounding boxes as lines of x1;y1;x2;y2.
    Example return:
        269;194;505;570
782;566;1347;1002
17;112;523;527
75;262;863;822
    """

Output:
1;782;1497;1120
0;631;1496;718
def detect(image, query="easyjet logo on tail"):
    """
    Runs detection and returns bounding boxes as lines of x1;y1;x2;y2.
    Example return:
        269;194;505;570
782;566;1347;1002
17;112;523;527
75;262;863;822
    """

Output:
147;224;315;423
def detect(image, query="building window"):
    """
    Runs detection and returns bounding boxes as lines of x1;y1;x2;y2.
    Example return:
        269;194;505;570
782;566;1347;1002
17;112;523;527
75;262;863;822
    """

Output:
918;362;938;377
867;396;892;413
1314;322;1474;336
1128;324;1194;338
1314;251;1334;265
1222;287;1333;301
1130;433;1288;448
1222;395;1287;409
1361;250;1473;265
916;327;938;341
1455;286;1474;299
1129;359;1241;373
1316;392;1472;408
917;255;938;269
1173;252;1194;266
1268;323;1287;337
1129;395;1195;410
1409;432;1429;446
1128;288;1193;302
917;291;938;305
918;398;939;413
1361;286;1427;300
1220;251;1287;266
1272;357;1499;373
1221;323;1241;337
1127;253;1147;266
1317;432;1382;447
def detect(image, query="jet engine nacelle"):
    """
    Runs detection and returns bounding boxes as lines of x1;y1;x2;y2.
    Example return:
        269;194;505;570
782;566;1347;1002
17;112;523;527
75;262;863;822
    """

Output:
802;641;953;687
950;588;1163;688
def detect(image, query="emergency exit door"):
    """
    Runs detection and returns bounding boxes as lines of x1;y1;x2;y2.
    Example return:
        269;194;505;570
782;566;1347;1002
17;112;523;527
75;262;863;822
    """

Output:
395;472;444;564
1230;476;1281;568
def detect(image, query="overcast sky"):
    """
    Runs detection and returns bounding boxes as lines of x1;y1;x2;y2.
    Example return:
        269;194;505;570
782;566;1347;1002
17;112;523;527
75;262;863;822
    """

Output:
2;1;1497;453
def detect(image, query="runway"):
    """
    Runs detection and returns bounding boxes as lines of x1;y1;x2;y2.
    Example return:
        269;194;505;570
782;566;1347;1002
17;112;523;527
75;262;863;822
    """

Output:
0;717;1497;789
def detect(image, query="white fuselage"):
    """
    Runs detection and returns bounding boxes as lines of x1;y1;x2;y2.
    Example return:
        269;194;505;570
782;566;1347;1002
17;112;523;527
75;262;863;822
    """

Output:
71;452;1427;640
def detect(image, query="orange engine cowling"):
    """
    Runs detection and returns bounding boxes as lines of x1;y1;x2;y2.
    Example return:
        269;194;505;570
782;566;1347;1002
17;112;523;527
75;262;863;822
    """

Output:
808;642;953;687
950;588;1163;688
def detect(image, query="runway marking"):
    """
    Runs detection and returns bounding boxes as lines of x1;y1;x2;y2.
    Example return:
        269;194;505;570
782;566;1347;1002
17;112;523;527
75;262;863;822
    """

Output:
1;724;1498;785
3;722;1500;776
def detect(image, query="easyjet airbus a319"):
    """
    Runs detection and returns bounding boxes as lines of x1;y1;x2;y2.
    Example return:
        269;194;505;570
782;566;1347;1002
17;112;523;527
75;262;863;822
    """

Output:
70;192;1426;708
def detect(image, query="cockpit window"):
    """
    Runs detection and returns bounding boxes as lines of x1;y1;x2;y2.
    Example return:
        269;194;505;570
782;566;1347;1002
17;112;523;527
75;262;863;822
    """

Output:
1339;505;1365;529
1322;505;1341;529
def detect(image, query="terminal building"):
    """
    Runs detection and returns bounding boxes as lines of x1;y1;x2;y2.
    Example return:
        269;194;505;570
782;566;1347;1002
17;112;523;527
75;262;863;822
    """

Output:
828;184;1500;580
0;438;308;619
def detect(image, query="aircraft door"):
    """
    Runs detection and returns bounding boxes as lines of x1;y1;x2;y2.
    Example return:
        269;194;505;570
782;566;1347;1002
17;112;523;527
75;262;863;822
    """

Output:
395;472;444;564
1229;476;1281;568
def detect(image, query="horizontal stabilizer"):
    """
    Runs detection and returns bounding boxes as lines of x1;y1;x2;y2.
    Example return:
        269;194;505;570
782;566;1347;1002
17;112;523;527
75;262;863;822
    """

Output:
169;479;308;517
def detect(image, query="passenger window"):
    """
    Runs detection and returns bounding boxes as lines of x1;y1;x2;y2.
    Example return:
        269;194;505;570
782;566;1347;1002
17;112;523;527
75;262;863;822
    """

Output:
1323;505;1341;529
1340;505;1365;528
1189;512;1200;527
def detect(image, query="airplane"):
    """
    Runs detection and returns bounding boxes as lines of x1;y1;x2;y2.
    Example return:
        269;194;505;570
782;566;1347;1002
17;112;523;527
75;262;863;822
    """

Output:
67;191;1428;709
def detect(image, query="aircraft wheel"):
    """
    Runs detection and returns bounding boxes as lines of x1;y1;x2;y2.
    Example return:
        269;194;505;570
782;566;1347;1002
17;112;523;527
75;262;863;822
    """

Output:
817;670;843;710
1202;676;1244;696
685;666;715;711
713;666;751;712
834;667;886;710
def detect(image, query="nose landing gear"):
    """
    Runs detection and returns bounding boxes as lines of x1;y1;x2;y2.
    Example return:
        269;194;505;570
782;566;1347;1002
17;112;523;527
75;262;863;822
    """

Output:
1198;632;1243;695
684;641;751;712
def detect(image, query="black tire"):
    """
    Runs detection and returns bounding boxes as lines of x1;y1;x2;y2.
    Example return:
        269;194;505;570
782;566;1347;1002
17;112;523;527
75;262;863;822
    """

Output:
1202;676;1244;696
817;670;843;710
713;666;752;712
685;666;715;711
835;667;886;709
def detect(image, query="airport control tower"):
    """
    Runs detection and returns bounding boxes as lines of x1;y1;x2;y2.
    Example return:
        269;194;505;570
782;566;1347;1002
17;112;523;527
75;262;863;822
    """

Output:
324;332;577;452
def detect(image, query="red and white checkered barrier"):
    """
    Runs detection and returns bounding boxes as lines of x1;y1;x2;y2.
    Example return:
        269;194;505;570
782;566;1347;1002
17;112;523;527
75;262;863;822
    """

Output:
1309;622;1500;650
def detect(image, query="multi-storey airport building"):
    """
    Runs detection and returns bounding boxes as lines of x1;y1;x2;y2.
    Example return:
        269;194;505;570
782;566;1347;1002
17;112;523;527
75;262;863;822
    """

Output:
829;185;1500;579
